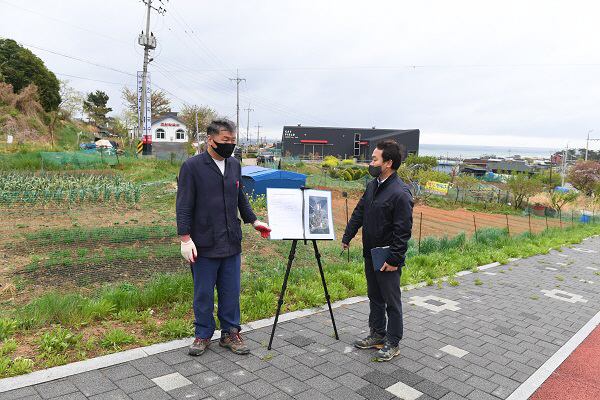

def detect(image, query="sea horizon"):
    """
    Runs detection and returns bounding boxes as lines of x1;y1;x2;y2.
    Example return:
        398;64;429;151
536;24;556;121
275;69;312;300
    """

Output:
418;143;563;159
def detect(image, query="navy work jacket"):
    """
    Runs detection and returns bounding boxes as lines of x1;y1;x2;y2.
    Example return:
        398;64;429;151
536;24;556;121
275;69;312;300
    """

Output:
342;171;414;267
176;151;257;258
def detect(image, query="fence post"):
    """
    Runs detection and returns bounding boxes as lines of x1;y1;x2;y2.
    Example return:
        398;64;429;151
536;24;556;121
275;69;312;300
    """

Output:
506;214;510;236
528;207;532;236
418;212;423;255
473;215;478;241
345;195;350;263
545;213;548;230
571;210;574;227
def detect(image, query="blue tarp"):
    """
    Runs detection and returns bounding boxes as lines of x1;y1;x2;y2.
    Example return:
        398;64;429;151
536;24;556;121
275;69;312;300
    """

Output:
553;186;571;193
241;166;306;197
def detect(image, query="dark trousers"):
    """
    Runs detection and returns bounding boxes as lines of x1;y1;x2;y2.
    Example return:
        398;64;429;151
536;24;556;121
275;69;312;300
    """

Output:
364;257;403;346
190;253;241;338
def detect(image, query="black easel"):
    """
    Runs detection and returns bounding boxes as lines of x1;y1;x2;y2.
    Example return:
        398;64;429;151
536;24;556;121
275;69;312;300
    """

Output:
267;238;339;350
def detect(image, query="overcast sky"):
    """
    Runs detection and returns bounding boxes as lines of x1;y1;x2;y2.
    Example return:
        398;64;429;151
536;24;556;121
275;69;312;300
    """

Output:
2;0;600;151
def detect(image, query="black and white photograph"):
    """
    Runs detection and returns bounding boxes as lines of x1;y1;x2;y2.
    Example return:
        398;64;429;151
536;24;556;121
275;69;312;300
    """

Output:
308;195;330;235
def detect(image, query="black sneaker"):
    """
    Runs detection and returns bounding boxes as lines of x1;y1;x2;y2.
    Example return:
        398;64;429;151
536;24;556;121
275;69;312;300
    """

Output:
219;328;250;355
374;341;400;361
354;330;385;349
188;337;210;356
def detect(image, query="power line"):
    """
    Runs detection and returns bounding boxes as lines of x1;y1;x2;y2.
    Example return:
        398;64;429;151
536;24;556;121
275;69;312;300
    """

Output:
0;0;131;46
10;39;136;77
54;73;134;87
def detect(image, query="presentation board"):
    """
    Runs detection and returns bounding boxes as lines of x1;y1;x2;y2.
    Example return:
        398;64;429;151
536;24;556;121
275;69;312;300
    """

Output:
266;188;335;240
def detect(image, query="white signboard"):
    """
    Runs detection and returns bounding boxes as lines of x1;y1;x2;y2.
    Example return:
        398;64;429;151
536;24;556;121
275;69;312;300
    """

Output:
266;188;335;240
137;71;152;143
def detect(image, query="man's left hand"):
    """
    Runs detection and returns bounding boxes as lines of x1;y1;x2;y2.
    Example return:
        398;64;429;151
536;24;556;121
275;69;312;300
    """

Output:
380;262;398;272
252;220;271;238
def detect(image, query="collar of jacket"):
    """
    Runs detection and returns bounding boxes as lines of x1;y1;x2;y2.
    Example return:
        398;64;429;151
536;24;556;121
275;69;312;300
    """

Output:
201;150;228;177
374;170;398;192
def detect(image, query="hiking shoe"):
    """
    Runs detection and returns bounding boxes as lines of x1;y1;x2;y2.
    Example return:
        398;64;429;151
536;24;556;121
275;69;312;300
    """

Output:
374;341;400;361
354;330;385;349
188;337;210;356
219;328;250;355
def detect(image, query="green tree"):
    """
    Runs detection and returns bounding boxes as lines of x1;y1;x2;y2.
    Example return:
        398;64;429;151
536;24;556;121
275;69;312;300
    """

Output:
179;104;219;142
83;90;112;125
404;154;438;169
0;38;61;111
454;175;479;205
506;173;544;209
120;86;172;118
549;191;579;221
536;170;562;191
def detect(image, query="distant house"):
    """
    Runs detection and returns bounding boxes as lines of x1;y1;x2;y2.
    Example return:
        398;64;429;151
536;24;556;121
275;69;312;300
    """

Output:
487;159;532;174
151;113;188;143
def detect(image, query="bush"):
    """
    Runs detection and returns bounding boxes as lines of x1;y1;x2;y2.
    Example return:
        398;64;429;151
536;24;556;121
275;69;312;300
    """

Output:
341;170;353;181
328;169;341;179
341;159;355;166
353;169;365;180
321;156;340;169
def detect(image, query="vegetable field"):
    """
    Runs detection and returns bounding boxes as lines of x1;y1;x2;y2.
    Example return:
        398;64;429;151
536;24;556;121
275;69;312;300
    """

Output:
0;171;143;208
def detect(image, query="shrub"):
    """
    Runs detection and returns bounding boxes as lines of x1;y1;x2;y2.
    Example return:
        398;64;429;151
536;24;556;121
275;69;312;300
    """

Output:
341;159;355;166
341;170;353;181
321;156;340;169
353;169;366;180
328;169;341;179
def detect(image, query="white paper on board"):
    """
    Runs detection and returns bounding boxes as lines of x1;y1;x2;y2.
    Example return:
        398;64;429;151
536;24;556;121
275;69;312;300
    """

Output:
266;188;304;240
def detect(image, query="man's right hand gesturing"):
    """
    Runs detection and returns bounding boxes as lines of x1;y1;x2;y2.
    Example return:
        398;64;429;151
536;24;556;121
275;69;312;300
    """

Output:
181;239;197;262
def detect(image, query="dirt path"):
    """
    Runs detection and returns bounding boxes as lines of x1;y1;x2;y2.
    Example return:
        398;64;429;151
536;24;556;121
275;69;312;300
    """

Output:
326;186;565;240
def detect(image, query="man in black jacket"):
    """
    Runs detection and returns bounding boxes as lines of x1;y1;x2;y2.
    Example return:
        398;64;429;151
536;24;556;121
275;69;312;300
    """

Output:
342;140;413;361
176;119;271;357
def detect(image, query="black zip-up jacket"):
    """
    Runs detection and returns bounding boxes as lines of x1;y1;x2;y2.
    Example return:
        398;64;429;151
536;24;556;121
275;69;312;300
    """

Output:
342;171;414;267
176;151;257;258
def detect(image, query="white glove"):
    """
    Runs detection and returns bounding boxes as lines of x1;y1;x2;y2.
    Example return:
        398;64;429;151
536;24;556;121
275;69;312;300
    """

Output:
181;239;197;262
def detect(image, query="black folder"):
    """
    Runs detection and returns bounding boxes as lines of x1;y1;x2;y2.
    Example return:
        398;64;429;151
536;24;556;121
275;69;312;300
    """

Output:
370;246;390;271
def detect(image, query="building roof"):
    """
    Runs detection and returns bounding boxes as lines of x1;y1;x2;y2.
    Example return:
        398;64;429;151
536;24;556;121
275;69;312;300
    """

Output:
152;113;186;126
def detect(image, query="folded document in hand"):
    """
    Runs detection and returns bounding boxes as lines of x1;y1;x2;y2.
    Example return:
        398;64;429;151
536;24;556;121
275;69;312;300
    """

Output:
370;246;390;271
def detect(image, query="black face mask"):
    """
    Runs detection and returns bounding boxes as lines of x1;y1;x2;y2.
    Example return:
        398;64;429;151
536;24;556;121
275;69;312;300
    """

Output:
211;142;236;158
368;165;382;178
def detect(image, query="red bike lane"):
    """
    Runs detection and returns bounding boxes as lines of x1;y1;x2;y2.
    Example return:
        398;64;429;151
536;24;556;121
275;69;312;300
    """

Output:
529;325;600;399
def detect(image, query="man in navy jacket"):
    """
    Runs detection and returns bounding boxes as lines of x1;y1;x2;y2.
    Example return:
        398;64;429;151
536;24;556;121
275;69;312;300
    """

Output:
342;140;413;361
176;119;271;356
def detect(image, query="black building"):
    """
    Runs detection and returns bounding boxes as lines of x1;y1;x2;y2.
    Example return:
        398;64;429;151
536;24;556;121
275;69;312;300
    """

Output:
281;126;420;160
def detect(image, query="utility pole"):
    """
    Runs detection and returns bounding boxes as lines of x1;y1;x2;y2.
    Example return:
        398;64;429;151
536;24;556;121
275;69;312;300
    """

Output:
138;0;161;155
230;70;245;144
195;106;199;155
585;130;599;161
256;123;262;146
562;142;570;187
244;107;253;142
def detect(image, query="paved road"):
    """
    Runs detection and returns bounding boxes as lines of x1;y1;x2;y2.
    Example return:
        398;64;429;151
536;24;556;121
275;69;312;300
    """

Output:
1;236;599;399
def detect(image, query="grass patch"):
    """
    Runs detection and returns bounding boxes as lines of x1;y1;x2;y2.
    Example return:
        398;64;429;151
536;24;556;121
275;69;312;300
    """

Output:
0;222;598;377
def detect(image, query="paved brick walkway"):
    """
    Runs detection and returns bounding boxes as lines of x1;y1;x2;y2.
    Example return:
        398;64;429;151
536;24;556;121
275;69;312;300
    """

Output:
1;236;599;399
